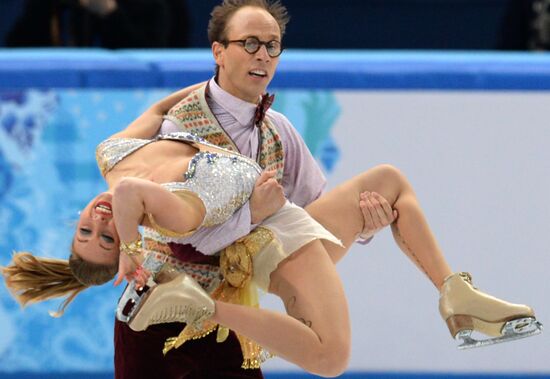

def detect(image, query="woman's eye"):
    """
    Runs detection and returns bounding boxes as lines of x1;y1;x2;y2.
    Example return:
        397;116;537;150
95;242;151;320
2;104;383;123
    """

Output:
79;228;91;236
102;234;115;243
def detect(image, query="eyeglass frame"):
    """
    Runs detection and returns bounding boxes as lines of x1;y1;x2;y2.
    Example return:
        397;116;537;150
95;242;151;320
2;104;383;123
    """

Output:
221;36;284;58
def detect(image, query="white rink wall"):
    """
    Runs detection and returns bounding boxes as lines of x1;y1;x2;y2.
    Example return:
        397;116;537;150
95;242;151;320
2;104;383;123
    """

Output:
262;91;550;373
0;50;549;376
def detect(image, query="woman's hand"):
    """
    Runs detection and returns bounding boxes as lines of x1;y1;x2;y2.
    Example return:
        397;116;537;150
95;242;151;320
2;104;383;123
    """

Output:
113;251;139;286
132;266;151;289
114;249;151;288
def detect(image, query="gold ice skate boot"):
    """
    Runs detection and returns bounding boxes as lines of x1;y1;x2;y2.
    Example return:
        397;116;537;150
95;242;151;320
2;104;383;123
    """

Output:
439;272;543;349
128;273;215;332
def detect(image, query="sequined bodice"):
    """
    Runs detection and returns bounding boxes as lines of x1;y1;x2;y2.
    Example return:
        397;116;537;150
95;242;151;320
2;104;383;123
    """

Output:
97;131;217;176
163;151;260;227
95;132;262;228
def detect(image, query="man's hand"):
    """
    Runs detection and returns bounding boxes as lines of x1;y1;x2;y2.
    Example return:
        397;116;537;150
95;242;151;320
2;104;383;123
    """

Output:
358;191;398;240
250;170;285;224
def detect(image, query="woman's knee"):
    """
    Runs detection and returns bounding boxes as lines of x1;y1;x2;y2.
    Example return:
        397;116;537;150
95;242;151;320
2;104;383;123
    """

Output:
363;164;411;197
373;163;407;184
310;339;351;377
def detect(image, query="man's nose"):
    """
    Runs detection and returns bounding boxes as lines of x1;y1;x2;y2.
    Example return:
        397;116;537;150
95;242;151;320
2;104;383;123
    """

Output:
255;45;271;61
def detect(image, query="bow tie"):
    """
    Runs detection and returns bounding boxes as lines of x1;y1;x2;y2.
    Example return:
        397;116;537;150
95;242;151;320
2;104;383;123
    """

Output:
254;93;275;127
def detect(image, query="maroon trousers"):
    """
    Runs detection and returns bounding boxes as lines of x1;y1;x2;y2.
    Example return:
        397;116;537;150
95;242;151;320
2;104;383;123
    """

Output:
114;319;264;379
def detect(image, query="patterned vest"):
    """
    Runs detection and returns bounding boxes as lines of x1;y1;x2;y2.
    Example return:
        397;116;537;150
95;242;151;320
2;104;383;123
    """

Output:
163;83;285;181
160;83;284;368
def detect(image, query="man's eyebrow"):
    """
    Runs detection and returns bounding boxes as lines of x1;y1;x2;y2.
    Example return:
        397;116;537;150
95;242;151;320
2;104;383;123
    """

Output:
241;34;280;41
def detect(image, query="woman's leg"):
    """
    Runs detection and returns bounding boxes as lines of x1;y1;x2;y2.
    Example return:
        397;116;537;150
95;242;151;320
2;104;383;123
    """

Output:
305;164;452;289
211;240;351;377
304;164;542;346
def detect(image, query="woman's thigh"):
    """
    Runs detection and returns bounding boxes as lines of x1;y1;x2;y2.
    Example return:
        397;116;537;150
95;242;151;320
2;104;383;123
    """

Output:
305;165;403;261
269;240;351;349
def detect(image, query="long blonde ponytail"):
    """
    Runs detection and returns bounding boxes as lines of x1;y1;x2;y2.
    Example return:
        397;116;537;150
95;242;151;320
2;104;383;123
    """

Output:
1;251;117;316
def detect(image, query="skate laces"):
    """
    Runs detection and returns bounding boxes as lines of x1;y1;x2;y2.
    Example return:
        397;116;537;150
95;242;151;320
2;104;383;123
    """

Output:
152;304;191;323
151;304;212;325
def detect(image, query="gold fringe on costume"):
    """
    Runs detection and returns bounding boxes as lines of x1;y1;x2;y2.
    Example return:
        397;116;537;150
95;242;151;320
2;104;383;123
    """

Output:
162;227;275;369
162;320;218;355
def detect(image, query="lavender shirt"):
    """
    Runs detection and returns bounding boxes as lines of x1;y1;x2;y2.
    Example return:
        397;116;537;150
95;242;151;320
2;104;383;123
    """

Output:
160;79;326;255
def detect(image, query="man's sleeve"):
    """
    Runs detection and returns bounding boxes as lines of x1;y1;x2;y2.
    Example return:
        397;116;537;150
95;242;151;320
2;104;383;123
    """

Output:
273;112;327;207
274;112;373;245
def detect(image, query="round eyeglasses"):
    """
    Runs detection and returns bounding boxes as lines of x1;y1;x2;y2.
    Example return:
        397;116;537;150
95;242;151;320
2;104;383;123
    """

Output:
222;36;283;58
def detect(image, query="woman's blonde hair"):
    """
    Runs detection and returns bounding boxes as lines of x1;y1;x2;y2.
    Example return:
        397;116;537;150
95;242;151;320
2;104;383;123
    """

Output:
1;251;117;316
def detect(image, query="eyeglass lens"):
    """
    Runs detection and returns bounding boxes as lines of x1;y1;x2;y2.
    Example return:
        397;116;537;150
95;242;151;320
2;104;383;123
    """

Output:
244;37;281;57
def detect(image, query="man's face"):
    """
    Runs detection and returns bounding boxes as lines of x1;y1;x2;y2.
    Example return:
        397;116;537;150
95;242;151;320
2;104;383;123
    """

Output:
213;6;281;103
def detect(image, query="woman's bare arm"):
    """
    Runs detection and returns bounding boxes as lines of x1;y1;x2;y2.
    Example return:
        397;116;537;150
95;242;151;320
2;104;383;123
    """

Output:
112;177;206;285
112;177;205;242
110;81;205;140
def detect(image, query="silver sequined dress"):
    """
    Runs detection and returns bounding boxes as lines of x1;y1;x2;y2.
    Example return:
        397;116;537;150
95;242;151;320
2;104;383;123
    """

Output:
96;132;262;234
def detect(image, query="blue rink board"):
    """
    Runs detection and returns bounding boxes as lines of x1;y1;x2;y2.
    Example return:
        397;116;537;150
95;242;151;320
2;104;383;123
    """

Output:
0;372;549;379
1;49;550;90
1;50;549;378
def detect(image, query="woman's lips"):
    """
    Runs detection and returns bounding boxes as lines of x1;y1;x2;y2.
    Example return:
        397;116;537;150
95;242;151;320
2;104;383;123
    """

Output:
95;201;113;216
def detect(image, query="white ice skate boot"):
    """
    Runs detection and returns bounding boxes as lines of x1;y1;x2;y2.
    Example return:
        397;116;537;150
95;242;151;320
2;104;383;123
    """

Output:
128;273;215;332
439;272;542;349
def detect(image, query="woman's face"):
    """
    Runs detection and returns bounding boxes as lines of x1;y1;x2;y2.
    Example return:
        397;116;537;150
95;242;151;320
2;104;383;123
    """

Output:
72;192;120;265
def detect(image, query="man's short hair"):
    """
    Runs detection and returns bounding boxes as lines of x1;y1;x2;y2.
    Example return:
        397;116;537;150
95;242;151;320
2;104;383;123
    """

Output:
208;0;290;44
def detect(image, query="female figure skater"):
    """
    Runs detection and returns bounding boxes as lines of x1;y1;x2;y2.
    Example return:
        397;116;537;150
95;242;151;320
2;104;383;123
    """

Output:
2;121;542;377
2;122;350;376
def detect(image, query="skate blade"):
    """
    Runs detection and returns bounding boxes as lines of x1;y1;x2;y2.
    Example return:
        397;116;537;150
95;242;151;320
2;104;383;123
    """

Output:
127;285;160;331
115;280;155;323
456;317;543;350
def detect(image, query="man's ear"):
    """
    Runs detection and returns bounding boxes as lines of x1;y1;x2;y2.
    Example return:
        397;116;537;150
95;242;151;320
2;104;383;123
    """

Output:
212;42;224;67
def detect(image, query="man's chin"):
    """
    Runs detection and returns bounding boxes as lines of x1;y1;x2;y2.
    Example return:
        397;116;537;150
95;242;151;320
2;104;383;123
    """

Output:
241;89;267;103
248;82;272;99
